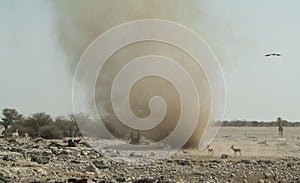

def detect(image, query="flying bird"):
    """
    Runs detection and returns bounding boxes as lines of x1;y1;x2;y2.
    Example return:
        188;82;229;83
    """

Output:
265;53;281;57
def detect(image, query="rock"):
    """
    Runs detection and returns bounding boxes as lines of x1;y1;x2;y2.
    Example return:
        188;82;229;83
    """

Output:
80;151;87;156
133;177;155;183
150;152;156;156
2;153;24;162
70;160;82;164
238;160;252;164
209;163;220;169
175;159;191;166
31;155;50;164
67;139;81;147
33;168;48;176
116;174;126;182
220;159;227;164
10;147;25;154
92;160;109;169
287;162;296;168
241;175;247;179
90;149;102;156
257;160;273;165
0;170;11;182
129;152;143;157
183;150;189;154
60;149;71;155
68;178;88;183
221;154;229;159
50;147;61;155
2;155;10;161
264;172;272;179
86;163;97;173
48;141;63;148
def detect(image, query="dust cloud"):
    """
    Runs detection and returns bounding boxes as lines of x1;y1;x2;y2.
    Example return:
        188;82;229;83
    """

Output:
52;0;222;149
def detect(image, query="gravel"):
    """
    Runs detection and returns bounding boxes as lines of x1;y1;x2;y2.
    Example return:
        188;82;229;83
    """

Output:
0;138;299;182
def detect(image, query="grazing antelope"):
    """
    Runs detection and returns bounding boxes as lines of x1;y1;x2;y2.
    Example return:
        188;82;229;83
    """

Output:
230;145;241;156
207;144;214;156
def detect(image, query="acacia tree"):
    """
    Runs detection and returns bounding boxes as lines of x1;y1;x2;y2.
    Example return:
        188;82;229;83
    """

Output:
24;112;53;137
1;108;22;129
53;114;82;138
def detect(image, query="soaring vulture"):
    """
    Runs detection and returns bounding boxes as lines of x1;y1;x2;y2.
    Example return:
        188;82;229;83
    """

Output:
265;53;281;57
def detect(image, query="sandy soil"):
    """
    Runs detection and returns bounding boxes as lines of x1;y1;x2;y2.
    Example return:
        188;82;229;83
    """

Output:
211;127;300;157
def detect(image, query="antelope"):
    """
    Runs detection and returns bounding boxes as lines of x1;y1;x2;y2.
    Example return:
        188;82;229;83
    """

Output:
5;130;19;143
207;144;214;156
230;145;241;156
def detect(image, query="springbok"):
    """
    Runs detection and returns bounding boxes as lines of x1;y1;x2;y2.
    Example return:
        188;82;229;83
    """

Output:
5;130;19;143
207;144;214;156
230;145;241;156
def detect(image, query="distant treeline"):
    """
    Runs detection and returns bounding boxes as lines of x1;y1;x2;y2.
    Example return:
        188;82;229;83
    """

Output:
219;120;300;127
1;108;300;140
0;108;120;140
0;108;83;139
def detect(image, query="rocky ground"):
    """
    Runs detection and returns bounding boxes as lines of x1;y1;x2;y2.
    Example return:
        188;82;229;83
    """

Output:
0;138;300;183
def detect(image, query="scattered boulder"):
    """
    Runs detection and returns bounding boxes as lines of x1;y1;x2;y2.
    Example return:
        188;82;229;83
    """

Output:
92;160;109;169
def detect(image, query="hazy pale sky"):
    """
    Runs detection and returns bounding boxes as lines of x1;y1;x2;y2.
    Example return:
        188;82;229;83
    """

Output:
1;0;300;121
